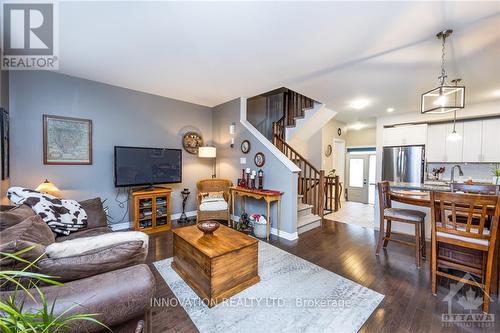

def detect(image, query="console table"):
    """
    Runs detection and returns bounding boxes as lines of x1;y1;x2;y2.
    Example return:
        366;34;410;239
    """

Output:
230;186;283;241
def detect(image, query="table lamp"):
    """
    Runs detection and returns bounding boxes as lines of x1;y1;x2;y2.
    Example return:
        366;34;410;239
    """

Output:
35;179;60;196
198;146;217;178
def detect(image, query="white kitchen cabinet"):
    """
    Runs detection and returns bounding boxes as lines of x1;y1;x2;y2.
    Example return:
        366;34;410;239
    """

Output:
445;122;464;162
462;120;483;162
382;124;427;147
426;124;447;162
481;118;500;162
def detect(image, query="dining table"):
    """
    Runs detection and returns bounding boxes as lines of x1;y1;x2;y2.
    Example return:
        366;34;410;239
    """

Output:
387;188;500;295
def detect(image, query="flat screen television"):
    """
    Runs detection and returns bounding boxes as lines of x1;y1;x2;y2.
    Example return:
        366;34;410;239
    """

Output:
114;146;182;187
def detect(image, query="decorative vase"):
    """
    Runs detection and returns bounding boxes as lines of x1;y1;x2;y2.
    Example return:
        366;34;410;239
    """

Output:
493;176;500;185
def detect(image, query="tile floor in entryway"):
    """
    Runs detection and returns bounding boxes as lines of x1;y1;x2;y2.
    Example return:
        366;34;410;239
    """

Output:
324;201;375;229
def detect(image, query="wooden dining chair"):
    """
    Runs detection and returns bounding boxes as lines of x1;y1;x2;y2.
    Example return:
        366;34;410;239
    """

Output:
430;191;500;313
376;181;427;268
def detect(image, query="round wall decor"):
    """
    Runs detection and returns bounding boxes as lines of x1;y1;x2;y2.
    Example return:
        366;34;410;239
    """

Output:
337;128;342;136
182;131;203;155
254;152;265;167
241;140;251;154
325;144;332;157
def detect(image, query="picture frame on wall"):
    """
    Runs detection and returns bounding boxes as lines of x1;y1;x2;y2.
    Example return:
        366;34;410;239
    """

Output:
43;114;93;165
0;108;9;180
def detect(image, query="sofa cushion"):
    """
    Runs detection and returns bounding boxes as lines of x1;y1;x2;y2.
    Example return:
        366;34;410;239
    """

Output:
56;226;110;242
45;231;148;259
2;215;55;246
0;215;55;270
79;197;108;229
0;204;35;231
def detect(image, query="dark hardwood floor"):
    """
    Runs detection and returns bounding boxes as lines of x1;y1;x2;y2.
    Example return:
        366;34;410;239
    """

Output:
146;219;499;333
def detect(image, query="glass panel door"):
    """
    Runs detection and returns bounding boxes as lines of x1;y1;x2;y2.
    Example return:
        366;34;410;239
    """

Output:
138;197;153;229
154;195;169;227
347;154;369;203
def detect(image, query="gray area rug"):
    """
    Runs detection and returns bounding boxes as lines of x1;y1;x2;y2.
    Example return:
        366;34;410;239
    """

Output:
154;241;383;333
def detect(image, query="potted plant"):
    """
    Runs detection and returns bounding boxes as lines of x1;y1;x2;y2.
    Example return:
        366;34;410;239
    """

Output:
236;211;253;234
0;247;106;332
491;164;500;185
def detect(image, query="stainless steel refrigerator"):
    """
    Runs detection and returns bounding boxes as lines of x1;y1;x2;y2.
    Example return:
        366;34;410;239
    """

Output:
382;145;425;183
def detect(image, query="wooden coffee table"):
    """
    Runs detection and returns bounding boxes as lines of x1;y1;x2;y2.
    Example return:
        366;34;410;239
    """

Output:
171;224;259;307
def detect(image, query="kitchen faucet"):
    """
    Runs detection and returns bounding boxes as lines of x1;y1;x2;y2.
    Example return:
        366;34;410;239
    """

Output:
450;164;464;184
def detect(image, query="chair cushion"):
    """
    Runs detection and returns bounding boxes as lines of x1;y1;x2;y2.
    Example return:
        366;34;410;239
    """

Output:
436;231;489;246
384;208;426;222
199;199;228;212
0;204;36;231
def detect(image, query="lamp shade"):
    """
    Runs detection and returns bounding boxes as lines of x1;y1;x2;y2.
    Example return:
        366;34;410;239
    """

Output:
198;146;216;158
35;179;60;194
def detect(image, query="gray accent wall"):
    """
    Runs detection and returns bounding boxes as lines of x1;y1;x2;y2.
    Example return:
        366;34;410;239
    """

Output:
9;71;213;224
213;98;298;236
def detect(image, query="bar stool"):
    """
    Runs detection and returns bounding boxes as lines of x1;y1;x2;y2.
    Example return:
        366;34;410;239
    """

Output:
375;181;426;268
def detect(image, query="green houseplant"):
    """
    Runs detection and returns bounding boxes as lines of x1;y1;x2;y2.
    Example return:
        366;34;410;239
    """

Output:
0;247;107;333
492;164;500;185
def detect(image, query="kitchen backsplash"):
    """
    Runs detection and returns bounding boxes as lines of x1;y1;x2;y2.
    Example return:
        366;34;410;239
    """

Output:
426;163;499;183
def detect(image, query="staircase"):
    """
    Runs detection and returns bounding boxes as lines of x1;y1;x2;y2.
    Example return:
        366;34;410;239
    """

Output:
246;88;341;236
297;195;322;234
270;90;341;235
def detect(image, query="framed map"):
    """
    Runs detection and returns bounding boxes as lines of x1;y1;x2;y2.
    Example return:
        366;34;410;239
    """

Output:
43;115;92;165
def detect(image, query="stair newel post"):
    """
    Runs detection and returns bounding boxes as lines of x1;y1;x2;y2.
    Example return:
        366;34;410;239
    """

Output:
319;170;325;223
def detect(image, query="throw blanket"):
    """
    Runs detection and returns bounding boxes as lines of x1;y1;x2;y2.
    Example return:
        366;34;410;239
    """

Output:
7;187;88;235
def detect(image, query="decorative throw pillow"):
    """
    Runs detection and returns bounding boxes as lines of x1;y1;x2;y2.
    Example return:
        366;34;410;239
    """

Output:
79;197;108;229
200;191;225;203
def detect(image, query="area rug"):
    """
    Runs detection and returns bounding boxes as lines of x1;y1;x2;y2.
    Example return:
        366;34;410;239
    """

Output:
153;241;383;333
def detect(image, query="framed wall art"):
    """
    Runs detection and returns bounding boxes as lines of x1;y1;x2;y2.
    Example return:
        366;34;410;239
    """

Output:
241;140;251;154
43;115;92;165
182;131;203;155
254;152;265;167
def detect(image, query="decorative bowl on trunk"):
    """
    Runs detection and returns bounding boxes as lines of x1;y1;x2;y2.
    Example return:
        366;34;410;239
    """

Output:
197;220;220;235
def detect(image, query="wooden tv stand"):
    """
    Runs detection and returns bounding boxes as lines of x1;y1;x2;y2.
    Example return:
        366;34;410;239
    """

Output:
130;187;172;234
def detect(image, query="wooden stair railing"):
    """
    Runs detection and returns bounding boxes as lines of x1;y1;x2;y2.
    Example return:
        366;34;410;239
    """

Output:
273;134;325;217
272;122;340;216
283;90;315;127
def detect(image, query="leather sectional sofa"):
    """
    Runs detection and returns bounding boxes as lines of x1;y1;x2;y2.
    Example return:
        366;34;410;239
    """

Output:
0;198;156;333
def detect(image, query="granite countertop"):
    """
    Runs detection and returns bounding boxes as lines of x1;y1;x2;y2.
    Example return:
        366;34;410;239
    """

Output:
388;182;451;192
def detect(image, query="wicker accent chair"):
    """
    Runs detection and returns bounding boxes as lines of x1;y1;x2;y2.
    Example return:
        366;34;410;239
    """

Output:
196;179;233;224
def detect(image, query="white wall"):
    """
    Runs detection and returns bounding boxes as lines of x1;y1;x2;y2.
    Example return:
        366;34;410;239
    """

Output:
346;127;376;148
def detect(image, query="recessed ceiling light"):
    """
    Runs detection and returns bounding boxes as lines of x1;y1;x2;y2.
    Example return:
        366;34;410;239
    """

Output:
350;122;364;131
387;107;394;113
494;89;500;97
349;99;370;110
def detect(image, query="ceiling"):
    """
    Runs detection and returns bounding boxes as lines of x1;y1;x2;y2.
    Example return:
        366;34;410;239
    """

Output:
56;1;500;125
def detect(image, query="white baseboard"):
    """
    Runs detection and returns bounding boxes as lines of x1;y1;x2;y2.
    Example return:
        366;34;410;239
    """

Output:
111;212;299;241
109;210;197;231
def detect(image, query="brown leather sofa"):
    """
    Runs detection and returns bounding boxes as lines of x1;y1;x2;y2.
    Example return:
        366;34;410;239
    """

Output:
0;198;155;333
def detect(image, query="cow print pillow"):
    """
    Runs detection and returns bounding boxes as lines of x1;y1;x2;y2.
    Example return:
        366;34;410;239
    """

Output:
7;187;88;235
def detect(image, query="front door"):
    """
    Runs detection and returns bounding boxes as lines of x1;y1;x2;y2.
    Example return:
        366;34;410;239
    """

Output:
347;154;369;203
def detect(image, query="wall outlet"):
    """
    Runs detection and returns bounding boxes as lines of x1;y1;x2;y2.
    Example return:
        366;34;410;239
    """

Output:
240;157;246;164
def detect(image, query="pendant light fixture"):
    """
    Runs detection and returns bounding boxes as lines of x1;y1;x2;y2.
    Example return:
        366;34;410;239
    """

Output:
446;79;463;142
421;29;465;114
